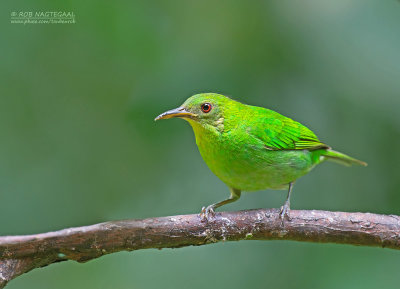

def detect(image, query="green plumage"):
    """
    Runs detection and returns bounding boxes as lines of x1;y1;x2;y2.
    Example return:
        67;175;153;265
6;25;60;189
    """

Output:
155;93;366;217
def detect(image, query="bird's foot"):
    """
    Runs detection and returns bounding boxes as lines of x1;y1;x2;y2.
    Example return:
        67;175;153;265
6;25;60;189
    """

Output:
279;201;291;224
199;205;216;222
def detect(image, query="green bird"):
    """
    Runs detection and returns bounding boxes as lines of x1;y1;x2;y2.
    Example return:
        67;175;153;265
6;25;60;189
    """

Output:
155;93;367;220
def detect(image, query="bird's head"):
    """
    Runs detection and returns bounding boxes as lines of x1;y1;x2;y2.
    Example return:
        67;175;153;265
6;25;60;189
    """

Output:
155;93;235;132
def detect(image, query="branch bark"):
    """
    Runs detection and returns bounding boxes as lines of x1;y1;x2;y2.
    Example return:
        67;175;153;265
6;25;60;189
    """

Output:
1;208;400;288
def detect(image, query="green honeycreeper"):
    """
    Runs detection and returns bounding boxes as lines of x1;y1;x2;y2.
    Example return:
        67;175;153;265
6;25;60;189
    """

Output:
155;93;367;220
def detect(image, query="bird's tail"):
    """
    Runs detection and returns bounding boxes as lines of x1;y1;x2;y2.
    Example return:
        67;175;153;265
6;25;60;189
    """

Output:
319;149;367;167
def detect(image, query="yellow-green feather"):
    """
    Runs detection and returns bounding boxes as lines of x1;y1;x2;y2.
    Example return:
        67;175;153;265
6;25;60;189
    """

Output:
245;105;329;151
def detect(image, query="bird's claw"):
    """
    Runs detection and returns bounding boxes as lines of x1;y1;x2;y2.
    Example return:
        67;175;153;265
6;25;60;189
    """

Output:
199;205;216;222
279;202;291;224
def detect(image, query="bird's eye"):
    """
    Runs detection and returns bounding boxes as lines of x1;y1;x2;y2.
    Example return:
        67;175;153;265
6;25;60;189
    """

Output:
201;103;212;113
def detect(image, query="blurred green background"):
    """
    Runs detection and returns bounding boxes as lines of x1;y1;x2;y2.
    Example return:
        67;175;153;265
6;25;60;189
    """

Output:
1;0;400;288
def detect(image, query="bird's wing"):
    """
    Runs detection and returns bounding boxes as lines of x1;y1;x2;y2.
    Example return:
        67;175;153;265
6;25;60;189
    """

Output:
249;110;329;151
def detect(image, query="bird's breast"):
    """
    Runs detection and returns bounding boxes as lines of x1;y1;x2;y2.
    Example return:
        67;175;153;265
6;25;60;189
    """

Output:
189;122;314;191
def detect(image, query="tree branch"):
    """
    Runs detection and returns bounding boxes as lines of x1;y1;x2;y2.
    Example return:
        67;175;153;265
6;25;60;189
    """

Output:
1;208;400;288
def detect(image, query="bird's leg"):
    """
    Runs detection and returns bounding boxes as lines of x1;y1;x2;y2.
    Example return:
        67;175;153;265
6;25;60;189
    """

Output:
200;188;241;221
280;182;293;222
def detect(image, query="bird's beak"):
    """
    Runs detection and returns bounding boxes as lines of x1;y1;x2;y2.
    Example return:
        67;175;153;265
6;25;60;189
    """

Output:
154;107;197;121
